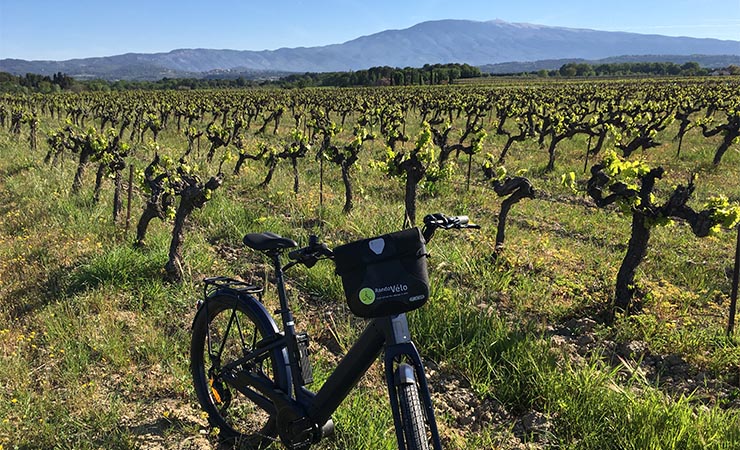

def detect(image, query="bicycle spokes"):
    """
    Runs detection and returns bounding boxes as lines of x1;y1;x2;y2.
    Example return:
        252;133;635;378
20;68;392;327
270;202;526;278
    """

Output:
197;301;278;439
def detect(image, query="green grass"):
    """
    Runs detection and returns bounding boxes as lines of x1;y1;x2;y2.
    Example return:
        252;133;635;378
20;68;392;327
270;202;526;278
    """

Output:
1;84;740;449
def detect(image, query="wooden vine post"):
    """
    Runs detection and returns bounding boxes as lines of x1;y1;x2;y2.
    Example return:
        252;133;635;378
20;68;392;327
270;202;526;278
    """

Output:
125;164;134;234
728;224;740;336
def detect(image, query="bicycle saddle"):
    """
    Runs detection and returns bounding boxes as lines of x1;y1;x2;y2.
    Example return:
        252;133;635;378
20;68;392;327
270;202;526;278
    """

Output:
243;232;298;251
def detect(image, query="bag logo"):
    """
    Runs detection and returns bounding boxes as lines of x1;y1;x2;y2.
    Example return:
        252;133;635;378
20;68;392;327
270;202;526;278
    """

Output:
359;288;376;305
368;238;385;255
375;284;408;294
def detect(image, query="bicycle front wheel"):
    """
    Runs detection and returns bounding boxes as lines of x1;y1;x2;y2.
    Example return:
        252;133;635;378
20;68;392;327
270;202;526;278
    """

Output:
191;294;288;447
396;364;431;450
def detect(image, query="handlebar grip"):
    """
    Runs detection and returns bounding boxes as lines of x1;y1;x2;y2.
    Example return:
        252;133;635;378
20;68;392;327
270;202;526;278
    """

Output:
288;241;334;262
454;215;469;226
423;213;476;229
423;213;446;226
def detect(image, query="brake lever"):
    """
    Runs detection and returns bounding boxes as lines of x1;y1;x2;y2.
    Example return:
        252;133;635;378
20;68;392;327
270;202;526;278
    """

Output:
303;255;319;268
317;243;334;258
288;248;302;261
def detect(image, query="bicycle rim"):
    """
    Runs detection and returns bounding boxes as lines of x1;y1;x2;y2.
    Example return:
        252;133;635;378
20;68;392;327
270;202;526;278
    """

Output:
191;296;284;446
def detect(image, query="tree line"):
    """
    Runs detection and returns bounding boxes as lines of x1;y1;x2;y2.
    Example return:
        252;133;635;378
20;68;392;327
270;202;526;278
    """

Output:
0;63;482;93
274;63;483;88
0;72;75;93
543;61;740;78
4;60;738;94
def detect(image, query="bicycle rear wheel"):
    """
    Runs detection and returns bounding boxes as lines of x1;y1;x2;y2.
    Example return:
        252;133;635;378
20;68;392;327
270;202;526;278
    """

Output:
191;294;288;447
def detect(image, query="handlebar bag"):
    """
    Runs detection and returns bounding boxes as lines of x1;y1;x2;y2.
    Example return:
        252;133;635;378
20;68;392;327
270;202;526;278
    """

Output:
333;227;429;318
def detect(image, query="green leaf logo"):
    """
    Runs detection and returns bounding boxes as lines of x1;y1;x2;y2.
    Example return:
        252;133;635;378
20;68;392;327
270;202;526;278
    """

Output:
359;288;376;305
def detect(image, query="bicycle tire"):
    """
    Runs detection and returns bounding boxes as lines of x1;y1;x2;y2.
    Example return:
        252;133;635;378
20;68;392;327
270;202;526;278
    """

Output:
396;366;431;450
191;294;288;447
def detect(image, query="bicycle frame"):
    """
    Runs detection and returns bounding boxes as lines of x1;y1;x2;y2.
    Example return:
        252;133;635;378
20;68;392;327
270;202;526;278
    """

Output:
205;250;443;449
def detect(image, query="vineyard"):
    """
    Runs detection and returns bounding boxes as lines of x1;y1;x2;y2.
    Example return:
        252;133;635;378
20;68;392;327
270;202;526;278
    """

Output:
1;77;740;449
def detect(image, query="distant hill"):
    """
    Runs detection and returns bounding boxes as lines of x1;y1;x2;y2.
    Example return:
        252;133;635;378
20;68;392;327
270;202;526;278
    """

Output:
1;19;739;81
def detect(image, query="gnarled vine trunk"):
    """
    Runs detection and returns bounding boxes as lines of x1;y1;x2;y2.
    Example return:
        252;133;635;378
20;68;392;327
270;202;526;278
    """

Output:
614;213;651;312
165;174;224;282
93;163;106;203
403;163;423;227
72;148;93;194
340;163;353;213
492;177;535;257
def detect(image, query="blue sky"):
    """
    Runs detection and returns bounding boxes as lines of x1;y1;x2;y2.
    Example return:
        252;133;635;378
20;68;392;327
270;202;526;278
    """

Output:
1;0;739;60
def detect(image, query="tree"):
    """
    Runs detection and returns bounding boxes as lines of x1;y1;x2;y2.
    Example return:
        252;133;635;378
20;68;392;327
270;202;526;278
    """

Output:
559;64;578;77
681;62;701;76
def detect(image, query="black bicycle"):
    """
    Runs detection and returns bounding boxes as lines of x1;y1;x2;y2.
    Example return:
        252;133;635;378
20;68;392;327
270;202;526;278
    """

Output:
190;213;479;449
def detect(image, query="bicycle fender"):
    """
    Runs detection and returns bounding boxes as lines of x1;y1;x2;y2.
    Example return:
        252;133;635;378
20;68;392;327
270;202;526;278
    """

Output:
193;289;280;335
394;363;416;386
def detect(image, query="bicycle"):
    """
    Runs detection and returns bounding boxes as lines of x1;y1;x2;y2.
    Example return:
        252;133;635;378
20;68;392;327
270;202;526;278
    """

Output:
190;213;480;449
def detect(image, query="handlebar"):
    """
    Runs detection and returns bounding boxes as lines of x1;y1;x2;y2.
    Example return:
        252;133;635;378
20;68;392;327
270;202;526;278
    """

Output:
284;213;479;269
287;235;334;269
422;213;480;229
422;213;480;242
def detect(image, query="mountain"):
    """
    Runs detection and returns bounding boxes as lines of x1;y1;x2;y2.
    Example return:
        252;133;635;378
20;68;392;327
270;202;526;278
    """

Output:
2;19;739;80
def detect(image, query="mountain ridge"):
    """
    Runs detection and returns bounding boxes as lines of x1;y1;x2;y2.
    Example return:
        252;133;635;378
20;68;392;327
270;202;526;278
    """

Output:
1;19;739;80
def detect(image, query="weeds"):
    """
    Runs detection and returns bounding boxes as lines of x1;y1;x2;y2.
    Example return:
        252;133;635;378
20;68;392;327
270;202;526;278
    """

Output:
1;98;739;449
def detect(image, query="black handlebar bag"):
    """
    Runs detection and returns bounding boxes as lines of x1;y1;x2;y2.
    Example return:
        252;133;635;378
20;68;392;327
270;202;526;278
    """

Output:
333;227;429;318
